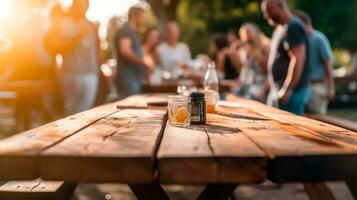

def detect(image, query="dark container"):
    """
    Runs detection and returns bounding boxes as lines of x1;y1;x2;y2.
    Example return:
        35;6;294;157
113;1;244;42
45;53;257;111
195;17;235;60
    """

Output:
190;91;206;125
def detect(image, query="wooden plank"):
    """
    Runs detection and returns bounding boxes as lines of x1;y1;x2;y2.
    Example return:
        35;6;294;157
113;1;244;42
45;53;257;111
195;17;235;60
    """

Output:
41;109;167;183
0;179;76;200
116;94;168;109
303;183;336;200
228;95;357;150
224;95;357;182
0;103;117;180
158;114;267;184
307;114;357;132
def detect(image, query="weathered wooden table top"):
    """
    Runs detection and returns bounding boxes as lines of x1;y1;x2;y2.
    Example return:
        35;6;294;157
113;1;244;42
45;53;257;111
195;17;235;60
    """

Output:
0;93;357;187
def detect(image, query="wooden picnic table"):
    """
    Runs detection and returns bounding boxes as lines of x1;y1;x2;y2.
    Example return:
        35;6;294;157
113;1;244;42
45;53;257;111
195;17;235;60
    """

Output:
0;93;356;199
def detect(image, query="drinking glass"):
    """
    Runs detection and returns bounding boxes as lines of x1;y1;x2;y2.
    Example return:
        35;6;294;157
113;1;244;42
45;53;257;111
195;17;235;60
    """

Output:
168;95;191;127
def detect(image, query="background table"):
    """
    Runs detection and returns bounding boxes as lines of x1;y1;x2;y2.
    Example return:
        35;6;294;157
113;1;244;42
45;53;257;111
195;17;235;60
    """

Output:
0;93;356;199
142;79;233;93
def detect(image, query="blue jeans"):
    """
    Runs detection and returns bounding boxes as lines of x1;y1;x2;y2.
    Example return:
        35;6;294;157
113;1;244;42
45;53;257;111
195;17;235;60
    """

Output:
116;67;145;99
280;86;311;116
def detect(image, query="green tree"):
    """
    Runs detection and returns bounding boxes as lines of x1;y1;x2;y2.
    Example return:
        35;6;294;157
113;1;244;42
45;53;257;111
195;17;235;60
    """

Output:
145;0;357;72
177;0;268;56
294;0;357;72
145;0;180;25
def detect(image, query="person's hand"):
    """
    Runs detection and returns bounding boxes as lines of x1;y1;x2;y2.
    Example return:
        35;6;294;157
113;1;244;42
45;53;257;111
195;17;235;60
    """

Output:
217;50;226;62
327;87;335;101
277;89;292;105
180;63;189;70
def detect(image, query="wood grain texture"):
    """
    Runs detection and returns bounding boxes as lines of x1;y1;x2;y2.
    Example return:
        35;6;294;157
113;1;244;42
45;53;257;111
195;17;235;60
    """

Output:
307;114;357;132
225;95;357;182
158;114;267;184
0;179;76;200
41;109;167;183
0;103;117;180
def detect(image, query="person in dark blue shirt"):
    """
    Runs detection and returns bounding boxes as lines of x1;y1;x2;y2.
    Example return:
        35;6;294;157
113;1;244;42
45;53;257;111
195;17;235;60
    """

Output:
115;7;150;99
295;10;335;115
261;0;311;115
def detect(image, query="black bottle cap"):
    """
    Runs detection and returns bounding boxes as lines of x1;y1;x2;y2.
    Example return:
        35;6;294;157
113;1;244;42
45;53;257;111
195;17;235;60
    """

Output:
190;91;205;99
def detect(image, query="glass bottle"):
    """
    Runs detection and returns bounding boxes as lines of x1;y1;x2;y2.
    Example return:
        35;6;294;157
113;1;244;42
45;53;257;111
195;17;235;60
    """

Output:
204;62;219;92
203;62;220;113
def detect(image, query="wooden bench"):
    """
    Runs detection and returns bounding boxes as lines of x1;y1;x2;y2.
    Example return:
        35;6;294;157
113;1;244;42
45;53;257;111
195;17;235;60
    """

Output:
0;80;58;131
0;179;76;200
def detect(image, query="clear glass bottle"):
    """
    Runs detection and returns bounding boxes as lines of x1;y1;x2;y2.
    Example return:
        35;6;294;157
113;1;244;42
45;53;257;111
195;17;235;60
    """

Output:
204;62;219;92
203;62;220;113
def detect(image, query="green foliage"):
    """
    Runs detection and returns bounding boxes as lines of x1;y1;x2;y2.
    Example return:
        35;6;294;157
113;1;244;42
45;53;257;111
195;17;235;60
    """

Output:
177;0;270;56
294;0;357;52
175;0;357;57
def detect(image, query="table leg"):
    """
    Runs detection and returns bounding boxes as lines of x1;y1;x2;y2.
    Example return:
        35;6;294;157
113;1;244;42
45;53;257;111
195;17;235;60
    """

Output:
58;182;77;200
346;180;357;199
128;182;170;200
303;183;335;200
197;184;238;200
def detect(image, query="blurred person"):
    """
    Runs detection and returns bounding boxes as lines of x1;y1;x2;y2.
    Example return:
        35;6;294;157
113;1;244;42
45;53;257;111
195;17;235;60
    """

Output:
115;6;148;99
5;0;53;81
142;26;161;72
227;30;239;45
229;23;270;102
209;33;239;80
3;0;61;125
261;0;311;115
0;32;12;82
157;21;191;78
53;0;101;115
295;10;335;115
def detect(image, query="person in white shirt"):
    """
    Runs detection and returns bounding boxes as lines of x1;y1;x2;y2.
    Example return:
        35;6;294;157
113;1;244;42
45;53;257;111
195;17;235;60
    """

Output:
157;21;191;78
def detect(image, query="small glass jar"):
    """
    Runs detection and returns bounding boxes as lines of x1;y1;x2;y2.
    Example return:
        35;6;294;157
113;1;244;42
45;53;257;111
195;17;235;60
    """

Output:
190;91;206;125
168;95;191;127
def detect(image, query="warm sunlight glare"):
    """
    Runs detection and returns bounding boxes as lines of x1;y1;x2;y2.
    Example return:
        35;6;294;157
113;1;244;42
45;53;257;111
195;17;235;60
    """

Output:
0;0;13;23
59;0;140;22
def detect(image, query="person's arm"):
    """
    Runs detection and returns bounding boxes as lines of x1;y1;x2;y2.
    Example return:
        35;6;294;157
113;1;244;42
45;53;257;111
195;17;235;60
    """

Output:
181;44;192;69
251;44;269;71
215;49;227;72
93;22;103;67
324;59;335;100
319;36;335;100
118;37;146;67
44;19;89;54
278;21;308;105
278;44;306;104
228;41;244;69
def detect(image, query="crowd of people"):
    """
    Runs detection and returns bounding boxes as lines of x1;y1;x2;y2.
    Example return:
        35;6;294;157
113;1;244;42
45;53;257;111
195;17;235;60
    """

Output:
210;0;334;116
116;0;335;116
0;0;336;123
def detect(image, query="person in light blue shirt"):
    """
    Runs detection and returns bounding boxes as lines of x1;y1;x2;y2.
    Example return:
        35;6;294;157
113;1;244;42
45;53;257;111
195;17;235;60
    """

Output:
295;10;335;114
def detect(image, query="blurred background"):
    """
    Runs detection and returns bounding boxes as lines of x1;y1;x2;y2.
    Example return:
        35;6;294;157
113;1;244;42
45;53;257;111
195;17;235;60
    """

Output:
0;0;356;136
